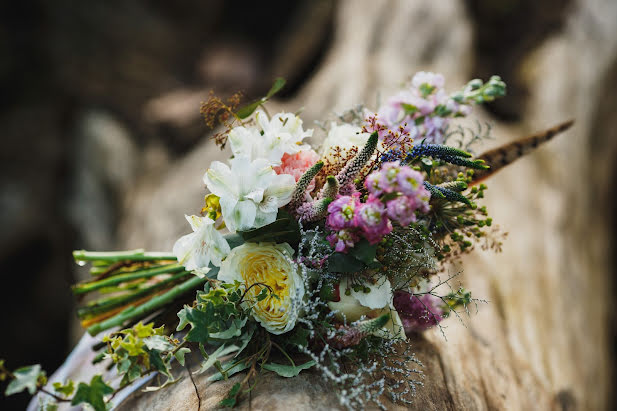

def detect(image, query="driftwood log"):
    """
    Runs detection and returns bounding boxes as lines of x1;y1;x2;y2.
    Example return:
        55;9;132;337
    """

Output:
31;0;617;410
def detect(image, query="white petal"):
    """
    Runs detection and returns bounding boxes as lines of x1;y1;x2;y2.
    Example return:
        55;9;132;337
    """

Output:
262;173;296;208
253;207;278;229
203;161;236;199
352;278;392;309
230;200;257;231
172;232;196;267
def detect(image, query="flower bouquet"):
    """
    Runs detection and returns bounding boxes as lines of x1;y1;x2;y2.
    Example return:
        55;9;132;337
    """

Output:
1;73;572;410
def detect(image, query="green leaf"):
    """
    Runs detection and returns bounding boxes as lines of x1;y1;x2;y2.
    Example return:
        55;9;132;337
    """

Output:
208;361;250;382
265;77;286;99
143;335;174;352
262;360;316;378
327;252;366;273
235;78;287;119
52;379;75;397
240;209;300;244
235;325;256;358
5;364;44;396
182;306;211;343
174;348;191;367
349;240;377;265
196;344;240;375
219;382;242;408
71;375;114;411
148;350;172;378
235;100;264;119
401;103;418;115
287;326;310;348
209;317;247;340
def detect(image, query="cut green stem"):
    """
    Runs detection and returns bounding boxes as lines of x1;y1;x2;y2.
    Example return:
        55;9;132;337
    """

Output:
72;264;184;295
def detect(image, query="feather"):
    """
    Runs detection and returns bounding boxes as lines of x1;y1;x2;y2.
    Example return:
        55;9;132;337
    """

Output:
470;119;574;185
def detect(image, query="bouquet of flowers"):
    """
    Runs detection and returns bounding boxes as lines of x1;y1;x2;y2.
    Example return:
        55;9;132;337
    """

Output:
1;72;570;410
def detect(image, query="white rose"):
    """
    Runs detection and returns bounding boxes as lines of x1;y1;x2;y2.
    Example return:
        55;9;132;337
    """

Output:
320;123;372;160
328;277;405;340
218;242;304;335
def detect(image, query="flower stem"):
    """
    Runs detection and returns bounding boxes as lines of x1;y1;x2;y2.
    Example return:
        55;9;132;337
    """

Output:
72;264;185;295
73;249;177;263
86;271;216;336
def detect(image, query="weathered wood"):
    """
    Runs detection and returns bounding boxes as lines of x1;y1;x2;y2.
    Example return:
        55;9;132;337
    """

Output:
31;0;617;409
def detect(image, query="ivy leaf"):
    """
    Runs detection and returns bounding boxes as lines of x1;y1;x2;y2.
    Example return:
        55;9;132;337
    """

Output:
5;364;44;395
196;344;240;375
262;360;316;378
143;335;174;352
52;379;75;397
219;382;242;408
182;306;211;343
71;375;114;411
148;350;172;378
240;209;300;245
174;348;191;367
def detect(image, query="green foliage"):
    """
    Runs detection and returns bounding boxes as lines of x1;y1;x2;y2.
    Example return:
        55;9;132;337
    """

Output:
236;77;286;119
240;209;300;245
327;240;381;273
220;382;242;407
71;375;113;411
103;322;176;388
262;360;316;378
4;364;45;396
52;380;75;397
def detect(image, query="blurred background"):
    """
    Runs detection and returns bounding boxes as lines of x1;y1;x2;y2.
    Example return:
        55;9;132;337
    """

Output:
1;0;616;410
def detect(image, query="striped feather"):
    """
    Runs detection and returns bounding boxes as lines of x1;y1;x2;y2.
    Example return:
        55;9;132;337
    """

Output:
470;120;574;185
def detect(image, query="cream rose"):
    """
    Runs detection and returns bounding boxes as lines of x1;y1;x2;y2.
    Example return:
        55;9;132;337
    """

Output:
218;242;304;334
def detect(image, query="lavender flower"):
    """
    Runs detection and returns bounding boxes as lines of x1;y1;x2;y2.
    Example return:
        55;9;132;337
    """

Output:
326;193;361;230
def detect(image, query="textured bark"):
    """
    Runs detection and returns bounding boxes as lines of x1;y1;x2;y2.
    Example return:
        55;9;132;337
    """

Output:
32;0;617;409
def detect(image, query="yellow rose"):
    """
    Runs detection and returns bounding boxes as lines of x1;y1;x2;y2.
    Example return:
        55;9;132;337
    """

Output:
218;242;304;334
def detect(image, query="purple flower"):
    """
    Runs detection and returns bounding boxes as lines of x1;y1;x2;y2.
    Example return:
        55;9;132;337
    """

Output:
386;196;417;226
356;195;392;244
393;291;444;333
326;193;360;230
327;229;360;253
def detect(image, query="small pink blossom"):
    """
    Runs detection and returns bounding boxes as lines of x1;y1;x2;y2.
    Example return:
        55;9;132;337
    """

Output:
386;196;417;226
356;195;392;244
326;193;361;230
327;229;361;253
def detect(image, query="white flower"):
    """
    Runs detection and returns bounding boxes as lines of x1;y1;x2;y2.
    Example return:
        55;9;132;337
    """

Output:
328;277;405;340
228;110;312;165
218;242;304;334
172;215;231;274
203;158;296;232
320;123;372;160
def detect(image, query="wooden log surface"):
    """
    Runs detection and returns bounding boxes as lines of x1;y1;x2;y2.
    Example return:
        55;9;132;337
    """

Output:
31;1;617;410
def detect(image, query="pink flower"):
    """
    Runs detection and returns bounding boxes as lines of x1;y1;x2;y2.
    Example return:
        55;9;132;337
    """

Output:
326;193;361;230
356;195;392;244
273;149;320;193
327;229;361;253
386;196;417;226
395;166;424;197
